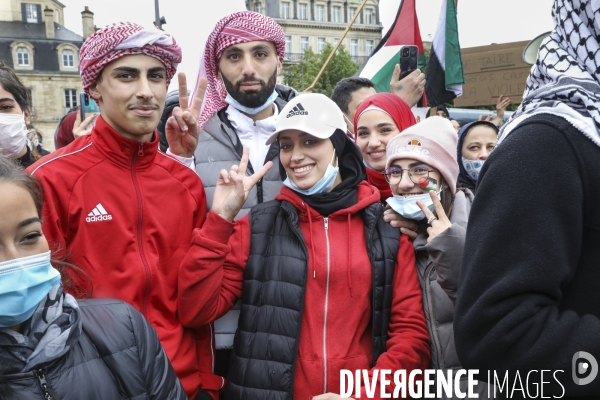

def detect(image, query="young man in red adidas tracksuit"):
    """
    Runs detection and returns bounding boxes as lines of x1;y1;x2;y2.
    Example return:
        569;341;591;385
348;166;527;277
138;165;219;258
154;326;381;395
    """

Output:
27;22;224;400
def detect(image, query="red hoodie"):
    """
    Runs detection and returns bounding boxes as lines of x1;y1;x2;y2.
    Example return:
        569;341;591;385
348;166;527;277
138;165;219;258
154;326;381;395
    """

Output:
179;181;430;399
366;167;392;201
28;116;220;399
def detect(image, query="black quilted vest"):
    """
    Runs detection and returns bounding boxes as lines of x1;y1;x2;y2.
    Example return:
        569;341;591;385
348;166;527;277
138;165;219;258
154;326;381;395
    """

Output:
225;200;400;400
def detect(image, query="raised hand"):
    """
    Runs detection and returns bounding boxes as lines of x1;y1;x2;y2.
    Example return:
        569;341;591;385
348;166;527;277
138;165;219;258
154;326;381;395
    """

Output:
72;110;97;139
212;147;273;222
390;65;425;108
166;73;207;157
493;95;511;126
416;191;452;243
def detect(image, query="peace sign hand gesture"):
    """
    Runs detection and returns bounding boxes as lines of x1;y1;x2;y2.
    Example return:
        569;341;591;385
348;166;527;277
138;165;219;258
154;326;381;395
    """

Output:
166;72;207;158
212;147;273;222
416;191;452;243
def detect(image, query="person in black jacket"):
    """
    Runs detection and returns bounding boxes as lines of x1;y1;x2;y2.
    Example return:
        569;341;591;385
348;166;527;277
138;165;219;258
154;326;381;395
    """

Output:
454;1;600;398
0;156;185;400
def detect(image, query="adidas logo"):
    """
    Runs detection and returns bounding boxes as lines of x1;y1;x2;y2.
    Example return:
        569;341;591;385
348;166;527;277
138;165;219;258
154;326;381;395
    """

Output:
286;103;308;118
86;203;113;222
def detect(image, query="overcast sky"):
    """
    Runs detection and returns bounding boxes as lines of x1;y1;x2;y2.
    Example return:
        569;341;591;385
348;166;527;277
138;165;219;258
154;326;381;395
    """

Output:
59;0;554;92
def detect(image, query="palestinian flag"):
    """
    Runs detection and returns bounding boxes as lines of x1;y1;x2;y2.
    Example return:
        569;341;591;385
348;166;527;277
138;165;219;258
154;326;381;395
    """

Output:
425;0;464;107
356;0;426;93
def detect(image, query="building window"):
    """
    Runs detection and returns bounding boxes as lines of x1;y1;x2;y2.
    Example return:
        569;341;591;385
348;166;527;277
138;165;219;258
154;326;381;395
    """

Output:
299;3;307;20
16;47;30;66
300;37;309;54
350;39;359;62
285;36;292;58
316;5;324;21
317;37;326;54
349;7;357;20
366;40;374;56
64;89;77;110
25;3;38;23
54;9;59;23
62;49;74;67
254;2;262;14
365;8;372;24
281;2;290;19
333;6;341;22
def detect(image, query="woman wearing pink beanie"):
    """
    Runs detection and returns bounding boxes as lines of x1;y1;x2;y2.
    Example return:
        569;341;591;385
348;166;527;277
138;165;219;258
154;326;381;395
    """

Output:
383;116;492;399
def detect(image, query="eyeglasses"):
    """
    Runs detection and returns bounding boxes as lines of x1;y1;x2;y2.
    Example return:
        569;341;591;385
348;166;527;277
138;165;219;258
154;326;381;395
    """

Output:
382;165;436;185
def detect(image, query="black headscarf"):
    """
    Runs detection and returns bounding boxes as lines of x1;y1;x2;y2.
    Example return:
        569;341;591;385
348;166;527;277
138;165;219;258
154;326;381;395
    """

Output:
279;129;366;216
456;120;498;192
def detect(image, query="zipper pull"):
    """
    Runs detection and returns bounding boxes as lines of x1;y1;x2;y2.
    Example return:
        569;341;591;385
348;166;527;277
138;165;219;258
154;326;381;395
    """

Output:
313;270;316;279
138;143;144;157
35;369;55;400
324;217;329;230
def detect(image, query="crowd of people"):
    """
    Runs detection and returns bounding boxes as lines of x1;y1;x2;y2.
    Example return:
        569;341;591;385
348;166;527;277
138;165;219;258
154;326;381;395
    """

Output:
0;0;598;399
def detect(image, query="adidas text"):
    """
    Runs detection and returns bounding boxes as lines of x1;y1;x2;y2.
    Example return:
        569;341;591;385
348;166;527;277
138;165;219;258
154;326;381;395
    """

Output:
86;215;113;222
86;203;112;223
287;110;308;118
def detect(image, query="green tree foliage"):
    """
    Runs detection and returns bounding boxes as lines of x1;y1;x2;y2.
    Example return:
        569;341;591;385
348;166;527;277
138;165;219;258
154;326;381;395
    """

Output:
283;43;360;97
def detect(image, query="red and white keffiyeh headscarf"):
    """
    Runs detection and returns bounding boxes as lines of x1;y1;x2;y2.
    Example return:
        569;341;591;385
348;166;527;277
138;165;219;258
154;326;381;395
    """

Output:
195;11;285;130
79;22;182;93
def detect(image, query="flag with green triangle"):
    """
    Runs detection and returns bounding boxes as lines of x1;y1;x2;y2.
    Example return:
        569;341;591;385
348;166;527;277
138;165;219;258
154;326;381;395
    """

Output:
425;0;464;107
356;0;426;93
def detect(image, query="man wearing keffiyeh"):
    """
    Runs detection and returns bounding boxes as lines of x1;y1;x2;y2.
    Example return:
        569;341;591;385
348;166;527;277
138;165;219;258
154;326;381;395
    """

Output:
169;13;298;383
26;22;221;400
455;1;600;398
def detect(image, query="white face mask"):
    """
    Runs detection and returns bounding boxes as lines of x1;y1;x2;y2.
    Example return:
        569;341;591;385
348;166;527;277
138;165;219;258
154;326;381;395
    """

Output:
0;113;27;158
386;189;443;221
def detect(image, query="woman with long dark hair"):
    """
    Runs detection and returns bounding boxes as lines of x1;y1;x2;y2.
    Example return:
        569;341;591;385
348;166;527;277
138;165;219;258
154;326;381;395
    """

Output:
0;156;185;399
381;116;492;399
178;93;430;400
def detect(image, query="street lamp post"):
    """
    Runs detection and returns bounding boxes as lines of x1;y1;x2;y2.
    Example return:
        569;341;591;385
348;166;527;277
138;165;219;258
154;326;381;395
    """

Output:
154;0;166;30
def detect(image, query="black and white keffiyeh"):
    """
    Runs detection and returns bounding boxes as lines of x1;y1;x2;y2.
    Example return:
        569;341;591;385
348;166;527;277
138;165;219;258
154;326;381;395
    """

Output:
498;0;600;146
0;284;81;374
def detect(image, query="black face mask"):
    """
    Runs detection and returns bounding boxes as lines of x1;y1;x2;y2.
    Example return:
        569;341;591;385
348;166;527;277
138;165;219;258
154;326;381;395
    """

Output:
221;67;278;108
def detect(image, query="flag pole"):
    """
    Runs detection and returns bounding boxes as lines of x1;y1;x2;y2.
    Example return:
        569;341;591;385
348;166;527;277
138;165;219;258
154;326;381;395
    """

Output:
310;0;369;89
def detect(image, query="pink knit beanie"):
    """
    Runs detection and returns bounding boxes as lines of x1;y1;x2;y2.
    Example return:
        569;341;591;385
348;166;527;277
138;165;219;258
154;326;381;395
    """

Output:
386;116;459;194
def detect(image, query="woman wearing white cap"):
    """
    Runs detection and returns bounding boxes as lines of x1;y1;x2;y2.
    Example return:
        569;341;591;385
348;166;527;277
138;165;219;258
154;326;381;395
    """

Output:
179;93;429;400
383;116;491;398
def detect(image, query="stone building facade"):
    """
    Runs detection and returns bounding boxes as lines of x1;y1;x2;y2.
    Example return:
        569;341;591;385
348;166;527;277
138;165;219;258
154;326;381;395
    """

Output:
246;0;382;73
0;0;95;150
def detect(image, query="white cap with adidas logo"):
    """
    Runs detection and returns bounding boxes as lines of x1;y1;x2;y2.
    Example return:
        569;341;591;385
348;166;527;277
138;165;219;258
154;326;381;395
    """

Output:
265;93;347;145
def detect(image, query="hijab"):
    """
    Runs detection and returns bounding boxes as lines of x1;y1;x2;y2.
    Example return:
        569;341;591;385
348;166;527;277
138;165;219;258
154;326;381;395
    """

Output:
457;120;498;192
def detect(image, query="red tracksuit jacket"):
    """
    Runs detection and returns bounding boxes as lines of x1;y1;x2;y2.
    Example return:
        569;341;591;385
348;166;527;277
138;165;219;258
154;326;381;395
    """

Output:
28;116;220;399
179;181;430;399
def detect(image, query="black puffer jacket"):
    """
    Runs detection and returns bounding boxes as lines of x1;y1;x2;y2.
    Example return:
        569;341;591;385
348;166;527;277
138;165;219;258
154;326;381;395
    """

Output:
1;299;185;400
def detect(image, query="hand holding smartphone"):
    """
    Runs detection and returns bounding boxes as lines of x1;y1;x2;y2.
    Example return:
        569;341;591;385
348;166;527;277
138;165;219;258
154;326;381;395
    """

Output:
399;45;419;79
80;93;99;129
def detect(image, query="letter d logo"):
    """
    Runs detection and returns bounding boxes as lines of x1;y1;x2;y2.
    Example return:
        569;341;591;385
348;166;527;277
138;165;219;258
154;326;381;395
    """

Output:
572;351;598;385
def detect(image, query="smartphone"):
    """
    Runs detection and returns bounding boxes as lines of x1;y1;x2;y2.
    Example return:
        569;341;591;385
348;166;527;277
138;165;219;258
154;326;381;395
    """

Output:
80;93;99;127
399;45;419;79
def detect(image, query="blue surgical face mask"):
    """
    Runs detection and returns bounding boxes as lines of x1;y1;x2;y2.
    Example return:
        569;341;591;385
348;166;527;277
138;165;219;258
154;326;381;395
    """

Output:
462;157;484;181
225;90;279;115
283;150;339;196
0;251;60;328
386;189;443;221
